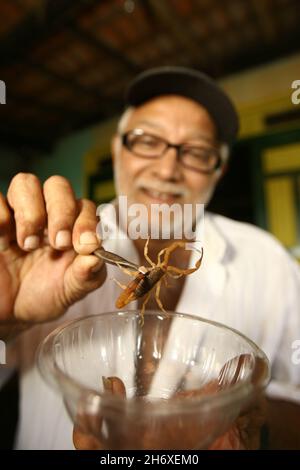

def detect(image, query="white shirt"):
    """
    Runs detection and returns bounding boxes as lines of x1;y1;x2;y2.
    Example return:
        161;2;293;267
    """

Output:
1;212;300;449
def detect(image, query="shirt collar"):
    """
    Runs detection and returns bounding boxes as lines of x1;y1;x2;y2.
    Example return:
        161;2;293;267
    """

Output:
202;211;228;265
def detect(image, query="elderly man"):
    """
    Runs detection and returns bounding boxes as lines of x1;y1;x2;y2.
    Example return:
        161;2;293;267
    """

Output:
0;67;299;449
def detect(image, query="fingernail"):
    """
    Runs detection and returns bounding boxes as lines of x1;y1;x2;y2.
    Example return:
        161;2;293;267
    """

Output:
55;230;72;249
102;377;112;391
80;231;98;246
91;260;104;273
0;236;9;251
24;235;40;251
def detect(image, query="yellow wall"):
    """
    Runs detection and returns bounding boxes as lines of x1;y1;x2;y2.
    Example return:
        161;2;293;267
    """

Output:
220;53;300;138
262;142;300;255
221;54;300;257
264;176;298;248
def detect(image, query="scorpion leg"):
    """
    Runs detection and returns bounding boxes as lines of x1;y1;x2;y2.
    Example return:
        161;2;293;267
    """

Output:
166;263;200;275
157;241;184;267
115;262;139;278
155;280;167;314
140;291;151;326
112;278;127;290
163;272;179;286
162;241;186;265
157;247;167;266
167;270;184;279
166;247;203;275
144;237;156;267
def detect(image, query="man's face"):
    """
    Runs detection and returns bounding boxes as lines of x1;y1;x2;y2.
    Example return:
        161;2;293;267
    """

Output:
112;95;223;210
112;95;224;238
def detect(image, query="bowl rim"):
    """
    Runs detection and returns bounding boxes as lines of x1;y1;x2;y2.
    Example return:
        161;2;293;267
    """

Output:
36;310;270;415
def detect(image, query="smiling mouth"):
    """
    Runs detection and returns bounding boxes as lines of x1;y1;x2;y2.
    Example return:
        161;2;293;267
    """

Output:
140;187;183;202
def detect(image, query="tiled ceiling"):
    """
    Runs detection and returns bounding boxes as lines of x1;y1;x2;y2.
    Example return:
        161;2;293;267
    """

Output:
0;0;299;152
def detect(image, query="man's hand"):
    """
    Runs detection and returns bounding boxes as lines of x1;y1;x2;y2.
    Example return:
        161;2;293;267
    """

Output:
0;173;106;336
72;376;266;450
266;398;300;449
73;404;264;451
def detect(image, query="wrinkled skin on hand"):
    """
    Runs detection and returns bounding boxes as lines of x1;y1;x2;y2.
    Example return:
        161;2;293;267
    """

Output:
0;174;106;334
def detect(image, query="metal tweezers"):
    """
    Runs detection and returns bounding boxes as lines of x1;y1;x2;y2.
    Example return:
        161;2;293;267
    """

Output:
93;246;140;272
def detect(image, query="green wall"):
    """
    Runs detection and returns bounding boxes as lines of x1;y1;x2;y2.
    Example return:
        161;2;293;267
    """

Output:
0;127;94;198
31;126;94;198
0;147;26;195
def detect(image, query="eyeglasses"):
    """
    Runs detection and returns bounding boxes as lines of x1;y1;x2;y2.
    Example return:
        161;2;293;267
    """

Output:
121;129;223;174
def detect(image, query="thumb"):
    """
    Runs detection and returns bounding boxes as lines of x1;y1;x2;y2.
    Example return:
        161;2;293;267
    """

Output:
63;254;107;306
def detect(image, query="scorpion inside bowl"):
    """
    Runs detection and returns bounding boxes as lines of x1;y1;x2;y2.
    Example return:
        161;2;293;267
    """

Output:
112;239;203;323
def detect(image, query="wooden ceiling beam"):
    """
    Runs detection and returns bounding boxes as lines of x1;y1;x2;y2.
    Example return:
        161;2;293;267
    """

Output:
144;0;201;55
216;27;300;77
7;92;79;118
24;61;121;113
0;0;102;67
249;0;277;44
68;24;140;73
0;1;126;116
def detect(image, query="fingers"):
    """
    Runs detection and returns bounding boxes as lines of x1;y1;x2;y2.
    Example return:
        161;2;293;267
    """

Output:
102;376;127;397
0;192;13;251
73;426;103;450
7;173;46;250
73;377;126;450
174;379;219;399
6;173;100;255
73;408;104;450
43;175;78;250
208;425;243;450
63;254;107;305
72;199;100;255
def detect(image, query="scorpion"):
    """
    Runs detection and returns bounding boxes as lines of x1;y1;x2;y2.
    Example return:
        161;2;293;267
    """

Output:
112;239;203;322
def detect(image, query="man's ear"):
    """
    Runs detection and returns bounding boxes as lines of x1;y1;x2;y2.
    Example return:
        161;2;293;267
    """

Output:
218;144;230;181
214;163;228;184
220;163;228;179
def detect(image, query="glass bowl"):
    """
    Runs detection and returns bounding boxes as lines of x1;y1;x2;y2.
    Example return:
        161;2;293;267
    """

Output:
37;310;270;450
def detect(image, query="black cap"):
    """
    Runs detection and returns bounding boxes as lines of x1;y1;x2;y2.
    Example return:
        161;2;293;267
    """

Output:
125;66;239;145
